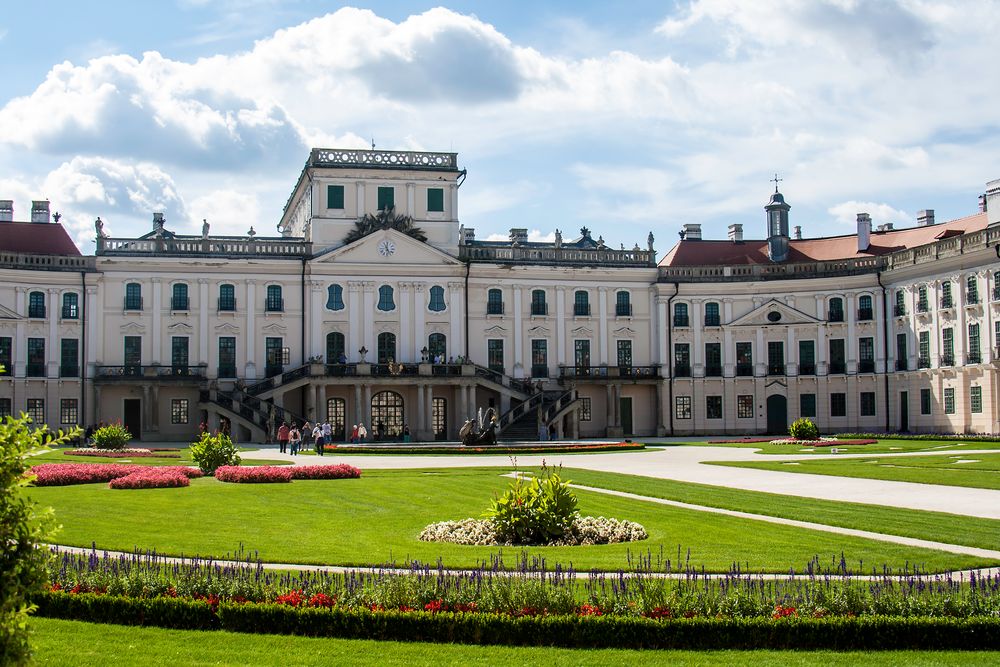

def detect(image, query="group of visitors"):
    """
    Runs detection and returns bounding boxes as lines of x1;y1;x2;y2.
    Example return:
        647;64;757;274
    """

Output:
275;420;342;456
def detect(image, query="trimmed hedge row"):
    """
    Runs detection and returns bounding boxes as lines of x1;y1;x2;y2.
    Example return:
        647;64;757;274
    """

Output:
835;432;1000;442
33;592;1000;650
322;443;646;455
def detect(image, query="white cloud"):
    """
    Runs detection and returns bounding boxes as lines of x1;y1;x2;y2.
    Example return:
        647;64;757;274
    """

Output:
187;189;261;236
827;201;913;229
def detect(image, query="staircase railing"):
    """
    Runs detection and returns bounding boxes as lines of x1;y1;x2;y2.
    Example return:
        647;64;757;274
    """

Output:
472;364;534;397
540;388;578;425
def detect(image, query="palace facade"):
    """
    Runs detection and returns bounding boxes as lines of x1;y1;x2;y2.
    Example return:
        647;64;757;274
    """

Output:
1;149;998;441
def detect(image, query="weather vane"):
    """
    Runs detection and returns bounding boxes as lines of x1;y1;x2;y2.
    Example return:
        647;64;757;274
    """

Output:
771;173;783;193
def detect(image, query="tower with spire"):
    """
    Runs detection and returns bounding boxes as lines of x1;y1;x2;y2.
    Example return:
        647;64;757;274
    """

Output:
765;174;790;262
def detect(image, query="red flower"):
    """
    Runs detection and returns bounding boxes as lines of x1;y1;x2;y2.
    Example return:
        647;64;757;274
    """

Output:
772;604;797;619
577;604;603;616
275;589;304;607
644;607;672;619
424;599;445;613
308;593;335;608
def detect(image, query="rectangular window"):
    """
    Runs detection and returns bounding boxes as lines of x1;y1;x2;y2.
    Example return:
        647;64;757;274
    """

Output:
800;393;816;418
531;339;548;378
218;337;236;378
737;394;754;419
829;339;845;374
675;395;692;420
767;341;784;375
920;388;931;415
736;342;752;375
26;398;44;424
706;395;722;419
171;399;189;424
996;321;1000;349
896;333;907;371
62;293;79;319
27;338;45;377
705;342;722;376
860;391;876;417
60;339;79;377
530;290;547;316
616;340;632;368
60;399;78;426
579;397;592;421
28;291;46;318
488;339;504;374
798;340;815;375
918;331;930;368
574;339;591;368
830;393;847;417
377;186;394;210
0;398;10;418
124;336;142;371
941;328;954;365
327;184;345;209
674;343;690;377
944;387;955;414
858;337;875;373
970;385;982;413
968;323;981;363
265;337;284;376
426;187;444;212
171;337;189;370
0;337;12;375
941;282;953;308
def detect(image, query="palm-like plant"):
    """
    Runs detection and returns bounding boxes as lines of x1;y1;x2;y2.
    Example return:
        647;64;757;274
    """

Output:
343;206;427;244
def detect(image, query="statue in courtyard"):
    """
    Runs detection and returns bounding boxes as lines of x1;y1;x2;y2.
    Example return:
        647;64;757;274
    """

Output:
202;219;210;240
460;408;498;446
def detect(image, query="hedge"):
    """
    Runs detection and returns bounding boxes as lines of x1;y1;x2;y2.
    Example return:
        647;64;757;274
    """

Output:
322;443;646;455
32;592;1000;650
835;432;1000;442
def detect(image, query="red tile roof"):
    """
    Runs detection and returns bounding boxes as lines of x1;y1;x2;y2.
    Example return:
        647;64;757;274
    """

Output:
0;222;81;256
659;212;988;267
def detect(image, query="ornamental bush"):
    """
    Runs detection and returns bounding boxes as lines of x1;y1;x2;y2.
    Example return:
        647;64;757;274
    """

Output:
31;463;202;487
289;464;361;480
108;468;191;490
189;432;240;475
482;464;578;544
214;465;292;483
789;417;820;441
89;422;132;450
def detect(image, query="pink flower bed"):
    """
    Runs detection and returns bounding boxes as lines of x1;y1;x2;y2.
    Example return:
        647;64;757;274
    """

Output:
214;465;293;483
109;468;192;489
31;463;202;487
65;449;180;458
289;464;362;480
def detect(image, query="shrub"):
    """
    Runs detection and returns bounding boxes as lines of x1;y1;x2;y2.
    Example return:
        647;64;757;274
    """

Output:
482;464;578;544
290;465;361;480
789;418;819;441
89;422;132;450
214;466;292;484
189;432;240;475
2;410;80;665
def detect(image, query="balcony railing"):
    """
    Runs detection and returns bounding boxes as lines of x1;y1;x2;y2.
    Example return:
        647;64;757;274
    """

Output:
941;296;954;309
673;316;689;327
530;304;547;316
966;352;982;364
767;363;785;376
736;363;753;377
531;364;549;378
486;302;504;315
829;361;846;374
265;298;284;313
993;287;1000;301
59;364;79;378
95;365;205;380
28;305;46;319
918;356;931;369
895;359;908;371
573;304;591;317
916;301;929;313
218;297;236;312
967;292;980;305
798;363;816;376
704;315;720;327
893;305;906;317
217;365;237;378
124;297;143;311
171;297;189;311
62;306;79;319
615;304;632;317
940;354;954;367
827;311;844;323
558;365;659;380
857;308;873;321
858;360;875;374
674;363;691;377
26;363;46;377
704;365;722;377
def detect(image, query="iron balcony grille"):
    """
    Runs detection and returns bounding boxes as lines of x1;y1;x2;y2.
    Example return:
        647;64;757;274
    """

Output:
124;297;143;311
829;361;847;374
895;359;908;371
767;363;785;376
59;365;79;378
28;305;45;318
673;316;689;327
217;365;237;378
893;305;906;316
704;365;722;377
530;304;547;316
704;315;720;327
798;363;816;375
857;308;873;321
218;297;237;312
265;298;284;312
616;304;632;317
858;360;875;373
736;363;753;376
827;311;844;323
674;364;691;377
574;304;591;317
486;303;504;315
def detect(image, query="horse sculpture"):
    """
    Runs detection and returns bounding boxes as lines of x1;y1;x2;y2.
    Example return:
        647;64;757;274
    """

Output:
460;408;498;446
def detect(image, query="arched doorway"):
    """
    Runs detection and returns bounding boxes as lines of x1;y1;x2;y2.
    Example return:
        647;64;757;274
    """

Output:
766;394;787;435
370;390;403;441
326;397;346;441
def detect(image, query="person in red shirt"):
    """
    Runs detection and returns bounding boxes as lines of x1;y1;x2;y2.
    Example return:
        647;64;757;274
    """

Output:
277;422;290;454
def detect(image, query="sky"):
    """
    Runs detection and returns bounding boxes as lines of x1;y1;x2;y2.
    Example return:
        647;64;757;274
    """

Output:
0;0;998;256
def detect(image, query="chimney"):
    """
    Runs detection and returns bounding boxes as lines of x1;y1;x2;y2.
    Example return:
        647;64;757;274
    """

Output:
793;225;802;240
509;228;528;245
459;227;475;244
0;200;12;222
876;223;895;232
987;179;1000;226
727;223;743;243
916;209;935;227
682;223;702;240
979;194;988;213
30;200;50;223
856;213;871;252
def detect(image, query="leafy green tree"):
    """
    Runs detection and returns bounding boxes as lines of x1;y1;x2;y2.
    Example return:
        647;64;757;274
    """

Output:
342;206;427;245
190;431;241;475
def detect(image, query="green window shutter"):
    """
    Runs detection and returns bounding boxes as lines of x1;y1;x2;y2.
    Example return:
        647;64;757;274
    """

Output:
327;185;344;209
427;188;444;212
377;187;394;210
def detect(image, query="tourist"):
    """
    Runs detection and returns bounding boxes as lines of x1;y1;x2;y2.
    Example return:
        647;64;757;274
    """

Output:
338;351;347;364
402;424;410;443
277;421;289;454
289;425;301;456
357;422;368;442
313;424;325;455
302;421;312;449
350;424;358;443
322;421;332;444
549;423;557;441
538;422;548;441
377;419;386;441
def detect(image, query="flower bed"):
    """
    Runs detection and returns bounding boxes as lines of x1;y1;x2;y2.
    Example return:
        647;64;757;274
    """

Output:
108;468;192;489
323;442;645;455
289;465;362;480
65;448;180;458
419;516;648;546
214;465;293;483
710;437;877;446
31;463;201;487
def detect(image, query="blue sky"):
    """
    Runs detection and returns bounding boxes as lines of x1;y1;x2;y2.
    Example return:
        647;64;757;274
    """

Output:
1;1;997;254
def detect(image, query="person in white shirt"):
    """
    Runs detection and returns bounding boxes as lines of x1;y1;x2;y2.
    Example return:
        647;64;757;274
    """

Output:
357;423;368;442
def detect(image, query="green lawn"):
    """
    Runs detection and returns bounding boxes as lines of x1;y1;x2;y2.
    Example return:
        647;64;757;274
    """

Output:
710;453;1000;491
25;467;993;573
30;447;290;467
28;618;1000;666
652;438;1000;456
561;468;1000;552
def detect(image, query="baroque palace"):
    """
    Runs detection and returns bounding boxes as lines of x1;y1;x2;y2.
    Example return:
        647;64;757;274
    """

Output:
1;148;998;442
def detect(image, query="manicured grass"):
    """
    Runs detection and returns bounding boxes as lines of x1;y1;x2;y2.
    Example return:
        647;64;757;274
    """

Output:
561;468;1000;552
25;468;992;572
29;447;290;467
711;453;1000;491
28;618;1000;666
654;438;1000;455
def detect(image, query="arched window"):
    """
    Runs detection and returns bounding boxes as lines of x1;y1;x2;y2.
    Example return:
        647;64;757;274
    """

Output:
370;391;404;441
673;302;689;327
894;289;906;316
377;332;396;363
967;276;980;304
326;332;345;363
941;281;953;308
218;284;236;311
530;289;547;316
487;288;503;315
327;284;345;310
265;285;283;312
428;285;446;312
857;294;873;321
28;291;45;318
616;291;631;317
125;283;142;311
573;290;590;316
171;283;189;311
428;333;446;361
828;297;844;322
61;292;79;319
377;285;395;311
704;302;720;326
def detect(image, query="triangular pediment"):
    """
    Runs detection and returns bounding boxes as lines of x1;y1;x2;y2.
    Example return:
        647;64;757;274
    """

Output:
527;325;551;336
729;300;821;327
261;322;287;334
571;326;594;336
167;322;193;333
613;326;636;336
120;322;145;333
0;304;21;320
215;322;240;334
312;229;463;266
483;324;507;335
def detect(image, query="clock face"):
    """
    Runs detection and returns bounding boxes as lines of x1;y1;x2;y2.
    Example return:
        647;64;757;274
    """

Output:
377;239;396;257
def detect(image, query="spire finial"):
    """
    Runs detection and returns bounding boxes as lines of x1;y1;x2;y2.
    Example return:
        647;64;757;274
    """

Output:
771;173;783;193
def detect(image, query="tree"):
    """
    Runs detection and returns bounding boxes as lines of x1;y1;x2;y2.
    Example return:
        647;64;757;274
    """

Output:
342;206;427;245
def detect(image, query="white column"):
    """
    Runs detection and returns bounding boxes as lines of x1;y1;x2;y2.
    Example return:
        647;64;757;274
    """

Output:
399;282;412;360
198;279;209;365
85;286;99;374
355;181;365;216
555;287;566;365
406;182;415;216
448;281;463;359
598;287;608;365
245;280;257;378
412;283;425;361
348;282;362;360
151;278;162;364
513;285;523;375
656;296;668;368
691;298;702;373
363;282;376;357
47;289;59;377
14;287;25;375
309;281;323;360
